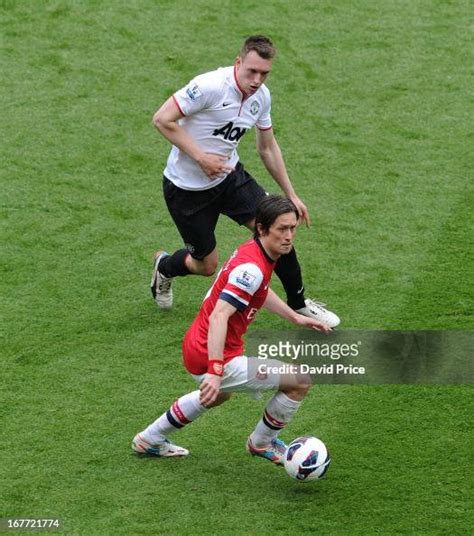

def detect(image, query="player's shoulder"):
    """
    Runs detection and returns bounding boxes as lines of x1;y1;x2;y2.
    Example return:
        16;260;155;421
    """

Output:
257;82;271;102
230;260;263;277
227;240;259;267
259;82;271;97
233;240;269;271
234;238;259;258
192;66;230;93
227;261;264;294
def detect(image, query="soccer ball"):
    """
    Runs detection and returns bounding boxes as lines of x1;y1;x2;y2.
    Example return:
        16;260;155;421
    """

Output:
283;436;331;482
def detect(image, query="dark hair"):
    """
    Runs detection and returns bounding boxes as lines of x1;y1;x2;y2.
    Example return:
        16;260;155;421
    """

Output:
240;35;276;60
254;195;299;237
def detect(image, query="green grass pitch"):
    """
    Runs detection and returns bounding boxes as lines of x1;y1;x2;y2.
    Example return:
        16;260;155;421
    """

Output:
1;1;473;534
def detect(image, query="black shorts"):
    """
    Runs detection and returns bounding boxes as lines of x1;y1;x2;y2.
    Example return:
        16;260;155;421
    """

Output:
163;162;267;260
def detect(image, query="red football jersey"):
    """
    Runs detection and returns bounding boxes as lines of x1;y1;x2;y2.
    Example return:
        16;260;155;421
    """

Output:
183;238;275;374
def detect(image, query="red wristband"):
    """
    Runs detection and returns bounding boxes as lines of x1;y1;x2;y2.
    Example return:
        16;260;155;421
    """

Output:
207;360;224;377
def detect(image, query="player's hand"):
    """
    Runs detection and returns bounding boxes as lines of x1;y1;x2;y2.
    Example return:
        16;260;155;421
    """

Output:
198;153;235;180
294;314;332;334
289;194;311;227
199;374;222;406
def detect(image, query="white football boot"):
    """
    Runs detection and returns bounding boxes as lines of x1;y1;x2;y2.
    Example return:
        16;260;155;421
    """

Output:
296;299;340;328
132;433;189;457
150;251;173;309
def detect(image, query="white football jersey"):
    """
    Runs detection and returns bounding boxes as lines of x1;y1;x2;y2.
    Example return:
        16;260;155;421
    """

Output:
164;66;272;190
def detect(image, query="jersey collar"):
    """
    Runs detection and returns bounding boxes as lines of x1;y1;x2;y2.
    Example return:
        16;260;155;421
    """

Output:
233;64;248;99
255;237;276;264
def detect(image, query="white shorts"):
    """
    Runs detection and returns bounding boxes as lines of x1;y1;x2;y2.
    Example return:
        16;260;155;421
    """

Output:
191;355;285;395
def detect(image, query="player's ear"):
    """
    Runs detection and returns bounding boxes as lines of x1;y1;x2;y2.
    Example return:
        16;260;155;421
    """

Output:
256;223;266;237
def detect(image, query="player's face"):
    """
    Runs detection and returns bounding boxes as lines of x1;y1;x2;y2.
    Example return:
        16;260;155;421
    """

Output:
261;212;298;258
235;51;272;96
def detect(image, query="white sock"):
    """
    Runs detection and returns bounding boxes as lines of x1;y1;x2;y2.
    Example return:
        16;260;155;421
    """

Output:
141;390;207;444
250;392;302;447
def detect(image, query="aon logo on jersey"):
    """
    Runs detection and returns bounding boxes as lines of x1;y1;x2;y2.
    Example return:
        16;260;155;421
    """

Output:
213;122;247;142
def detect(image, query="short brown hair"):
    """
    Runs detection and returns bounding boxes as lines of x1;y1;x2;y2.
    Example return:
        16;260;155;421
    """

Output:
254;195;299;237
240;35;276;60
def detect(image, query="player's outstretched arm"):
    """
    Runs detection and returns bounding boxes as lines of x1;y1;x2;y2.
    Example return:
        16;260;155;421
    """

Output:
263;288;331;334
256;128;311;226
153;97;205;161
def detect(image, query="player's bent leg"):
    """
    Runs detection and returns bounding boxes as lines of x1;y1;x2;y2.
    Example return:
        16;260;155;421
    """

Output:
153;176;220;307
189;356;299;466
132;390;209;457
247;372;312;466
132;388;233;458
151;248;218;308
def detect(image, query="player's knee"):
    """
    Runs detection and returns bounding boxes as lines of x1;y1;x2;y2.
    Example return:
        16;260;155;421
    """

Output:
200;257;218;276
201;263;217;276
280;379;312;401
208;391;232;408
